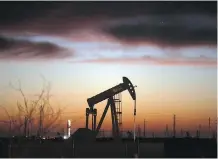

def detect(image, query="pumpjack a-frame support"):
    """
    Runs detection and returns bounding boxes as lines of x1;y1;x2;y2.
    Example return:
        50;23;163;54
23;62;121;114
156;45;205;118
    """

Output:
85;97;120;139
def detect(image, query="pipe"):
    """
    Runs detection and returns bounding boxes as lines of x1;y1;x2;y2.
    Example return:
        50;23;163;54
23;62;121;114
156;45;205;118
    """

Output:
134;99;136;142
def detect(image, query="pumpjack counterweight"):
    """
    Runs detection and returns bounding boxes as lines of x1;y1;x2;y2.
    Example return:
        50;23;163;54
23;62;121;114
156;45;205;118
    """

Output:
85;77;136;139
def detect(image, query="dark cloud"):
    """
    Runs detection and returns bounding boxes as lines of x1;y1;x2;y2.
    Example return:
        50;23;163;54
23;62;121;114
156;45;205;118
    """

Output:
103;14;217;46
0;2;58;26
0;36;72;60
0;1;216;46
0;1;216;22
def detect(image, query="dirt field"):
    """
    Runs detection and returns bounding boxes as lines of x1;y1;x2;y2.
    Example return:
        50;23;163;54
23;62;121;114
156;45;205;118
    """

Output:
5;138;217;158
10;140;164;158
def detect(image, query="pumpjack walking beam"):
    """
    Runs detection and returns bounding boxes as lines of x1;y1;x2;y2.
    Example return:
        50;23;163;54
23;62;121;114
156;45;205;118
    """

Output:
85;77;136;139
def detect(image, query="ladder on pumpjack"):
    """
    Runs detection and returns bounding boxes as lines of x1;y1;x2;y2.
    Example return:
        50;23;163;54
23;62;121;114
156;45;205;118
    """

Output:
113;93;122;133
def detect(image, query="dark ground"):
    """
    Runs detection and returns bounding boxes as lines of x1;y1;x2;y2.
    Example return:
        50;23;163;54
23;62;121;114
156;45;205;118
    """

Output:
0;137;217;158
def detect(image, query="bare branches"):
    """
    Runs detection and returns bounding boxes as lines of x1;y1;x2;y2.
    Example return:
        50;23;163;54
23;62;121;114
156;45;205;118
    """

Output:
43;109;62;135
9;80;29;115
0;105;11;121
0;105;13;135
7;76;63;137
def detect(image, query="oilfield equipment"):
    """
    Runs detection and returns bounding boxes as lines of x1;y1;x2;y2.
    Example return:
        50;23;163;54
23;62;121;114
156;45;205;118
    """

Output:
72;77;137;142
86;77;137;139
67;119;71;138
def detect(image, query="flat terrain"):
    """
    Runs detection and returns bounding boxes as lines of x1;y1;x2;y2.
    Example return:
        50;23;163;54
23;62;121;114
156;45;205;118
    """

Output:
0;137;217;158
9;141;164;158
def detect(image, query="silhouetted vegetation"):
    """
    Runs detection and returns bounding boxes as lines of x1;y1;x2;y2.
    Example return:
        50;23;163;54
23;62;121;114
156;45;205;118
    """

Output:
0;76;63;137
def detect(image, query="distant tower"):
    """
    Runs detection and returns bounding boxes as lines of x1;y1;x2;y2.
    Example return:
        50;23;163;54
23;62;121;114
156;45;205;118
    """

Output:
165;124;169;137
173;114;176;138
198;124;201;138
67;120;71;138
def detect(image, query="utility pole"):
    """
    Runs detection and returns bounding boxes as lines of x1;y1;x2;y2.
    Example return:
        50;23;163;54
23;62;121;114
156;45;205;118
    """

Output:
102;129;105;137
215;119;217;138
152;132;155;138
30;118;33;136
27;118;30;137
173;114;176;138
9;120;12;137
143;119;146;138
198;124;201;138
137;125;141;137
62;128;65;136
181;128;183;138
24;116;28;136
165;124;169;137
0;120;16;137
209;117;211;138
38;105;44;137
137;125;139;137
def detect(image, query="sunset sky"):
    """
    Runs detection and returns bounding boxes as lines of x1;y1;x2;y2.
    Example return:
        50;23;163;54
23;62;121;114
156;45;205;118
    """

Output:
0;1;217;137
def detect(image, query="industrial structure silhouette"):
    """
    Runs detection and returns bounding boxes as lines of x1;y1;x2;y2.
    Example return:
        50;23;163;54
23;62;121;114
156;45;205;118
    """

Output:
0;76;217;158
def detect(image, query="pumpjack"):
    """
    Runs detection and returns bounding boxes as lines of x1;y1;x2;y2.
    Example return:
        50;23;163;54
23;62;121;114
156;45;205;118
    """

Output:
85;77;136;139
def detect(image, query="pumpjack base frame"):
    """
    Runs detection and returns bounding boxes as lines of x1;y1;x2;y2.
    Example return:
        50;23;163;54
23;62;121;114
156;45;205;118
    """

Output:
86;97;120;139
